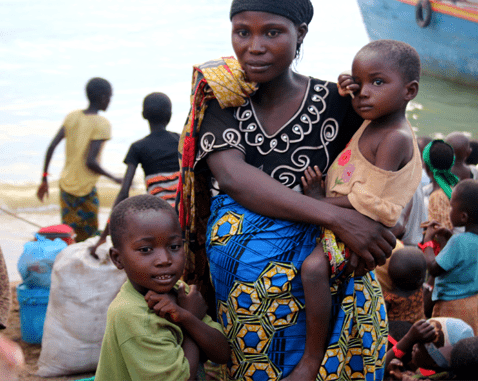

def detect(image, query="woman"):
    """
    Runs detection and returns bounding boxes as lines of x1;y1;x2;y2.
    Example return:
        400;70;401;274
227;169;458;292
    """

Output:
178;1;395;379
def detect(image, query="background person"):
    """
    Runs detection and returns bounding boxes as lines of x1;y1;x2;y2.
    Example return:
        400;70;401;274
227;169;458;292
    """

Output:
36;77;121;242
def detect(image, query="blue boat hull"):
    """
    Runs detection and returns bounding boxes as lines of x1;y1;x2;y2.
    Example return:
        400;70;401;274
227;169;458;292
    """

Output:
357;0;478;86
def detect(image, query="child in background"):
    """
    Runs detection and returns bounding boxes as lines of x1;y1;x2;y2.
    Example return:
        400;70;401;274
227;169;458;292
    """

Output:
95;195;230;381
445;131;478;180
422;139;459;231
449;336;478;380
383;247;427;324
90;92;180;258
421;179;478;335
37;77;122;242
294;39;423;379
386;317;474;380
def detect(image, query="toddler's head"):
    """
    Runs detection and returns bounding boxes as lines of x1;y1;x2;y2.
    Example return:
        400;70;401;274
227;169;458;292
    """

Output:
351;39;420;120
388;247;426;292
450;336;478;380
142;92;172;126
109;194;184;296
450;178;478;227
354;39;421;84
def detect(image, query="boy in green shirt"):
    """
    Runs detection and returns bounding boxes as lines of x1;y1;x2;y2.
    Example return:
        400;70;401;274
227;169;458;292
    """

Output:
95;195;230;380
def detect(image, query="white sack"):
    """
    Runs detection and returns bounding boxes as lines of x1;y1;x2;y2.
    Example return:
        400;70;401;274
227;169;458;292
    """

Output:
37;236;127;377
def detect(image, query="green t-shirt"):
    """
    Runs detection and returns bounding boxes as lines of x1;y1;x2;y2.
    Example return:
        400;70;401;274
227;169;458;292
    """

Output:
95;280;222;381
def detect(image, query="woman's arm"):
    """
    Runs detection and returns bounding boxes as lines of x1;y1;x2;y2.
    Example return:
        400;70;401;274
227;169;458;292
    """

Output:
206;149;395;269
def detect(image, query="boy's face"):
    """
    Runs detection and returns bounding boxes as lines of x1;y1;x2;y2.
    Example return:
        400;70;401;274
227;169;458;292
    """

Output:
110;209;185;296
449;188;466;227
351;51;412;121
100;90;112;111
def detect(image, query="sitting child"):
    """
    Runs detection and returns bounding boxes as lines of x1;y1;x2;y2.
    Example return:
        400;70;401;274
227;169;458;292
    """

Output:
384;247;427;324
290;39;423;379
94;195;230;381
421;179;478;335
386;317;474;380
449;336;478;380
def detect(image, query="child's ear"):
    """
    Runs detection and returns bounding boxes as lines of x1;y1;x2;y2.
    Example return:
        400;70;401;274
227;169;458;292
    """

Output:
110;247;124;270
404;80;419;101
460;211;469;226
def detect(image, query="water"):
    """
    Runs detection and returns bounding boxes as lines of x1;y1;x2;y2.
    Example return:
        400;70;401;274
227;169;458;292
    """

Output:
0;0;477;282
1;0;477;187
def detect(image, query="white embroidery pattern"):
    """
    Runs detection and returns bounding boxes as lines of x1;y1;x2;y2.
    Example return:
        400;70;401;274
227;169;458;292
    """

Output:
198;80;341;187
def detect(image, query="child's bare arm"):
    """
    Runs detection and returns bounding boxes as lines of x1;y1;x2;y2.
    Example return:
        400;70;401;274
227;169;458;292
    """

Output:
146;287;231;364
385;319;436;367
301;166;354;209
374;130;411;172
37;126;65;201
182;335;200;381
86;140;122;184
422;221;448;277
176;285;230;364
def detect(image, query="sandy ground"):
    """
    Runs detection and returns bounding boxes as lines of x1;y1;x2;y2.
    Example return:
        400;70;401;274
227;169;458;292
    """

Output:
0;181;144;380
4;283;95;381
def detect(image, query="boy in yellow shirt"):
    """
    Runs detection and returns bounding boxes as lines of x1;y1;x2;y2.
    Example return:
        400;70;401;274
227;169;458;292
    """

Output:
37;77;121;241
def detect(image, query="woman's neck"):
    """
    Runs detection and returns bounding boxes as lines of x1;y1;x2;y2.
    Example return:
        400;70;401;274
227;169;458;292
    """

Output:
252;69;306;106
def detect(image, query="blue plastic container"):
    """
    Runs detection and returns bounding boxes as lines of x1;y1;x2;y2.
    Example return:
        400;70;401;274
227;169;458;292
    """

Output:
16;284;49;344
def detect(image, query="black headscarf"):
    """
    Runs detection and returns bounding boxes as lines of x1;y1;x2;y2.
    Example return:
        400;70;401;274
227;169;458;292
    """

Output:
230;0;314;25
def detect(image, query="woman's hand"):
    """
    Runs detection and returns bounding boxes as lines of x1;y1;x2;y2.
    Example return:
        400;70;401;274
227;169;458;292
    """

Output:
331;208;395;270
208;149;395;270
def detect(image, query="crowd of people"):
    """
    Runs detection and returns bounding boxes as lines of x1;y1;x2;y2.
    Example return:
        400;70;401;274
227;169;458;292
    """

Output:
0;0;477;380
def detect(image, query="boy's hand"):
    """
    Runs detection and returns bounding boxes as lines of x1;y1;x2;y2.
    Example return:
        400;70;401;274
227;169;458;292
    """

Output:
406;319;437;344
301;166;325;200
145;292;185;323
337;71;358;98
36;180;49;202
177;284;207;320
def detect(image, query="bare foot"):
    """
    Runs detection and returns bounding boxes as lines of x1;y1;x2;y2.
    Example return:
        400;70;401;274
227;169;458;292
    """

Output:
301;166;325;200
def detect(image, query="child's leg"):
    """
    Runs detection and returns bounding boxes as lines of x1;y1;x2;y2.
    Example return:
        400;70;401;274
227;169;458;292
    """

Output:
284;244;331;381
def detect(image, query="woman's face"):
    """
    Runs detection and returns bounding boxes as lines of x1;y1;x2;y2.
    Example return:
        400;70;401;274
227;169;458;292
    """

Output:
231;11;307;84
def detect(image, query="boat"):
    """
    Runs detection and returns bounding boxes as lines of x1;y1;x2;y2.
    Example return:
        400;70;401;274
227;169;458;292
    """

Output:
356;0;478;87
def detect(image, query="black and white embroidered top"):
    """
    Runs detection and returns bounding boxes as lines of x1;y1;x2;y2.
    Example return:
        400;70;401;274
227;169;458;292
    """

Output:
196;78;362;193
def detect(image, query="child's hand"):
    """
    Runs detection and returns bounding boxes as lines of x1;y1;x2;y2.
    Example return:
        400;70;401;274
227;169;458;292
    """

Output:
145;292;185;323
405;319;437;344
421;220;452;245
337;71;358;99
301;166;325;200
177;284;207;320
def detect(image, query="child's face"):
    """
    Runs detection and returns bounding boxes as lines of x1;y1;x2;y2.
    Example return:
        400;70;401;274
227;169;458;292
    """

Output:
100;90;112;111
351;51;410;121
110;209;185;296
449;188;466;227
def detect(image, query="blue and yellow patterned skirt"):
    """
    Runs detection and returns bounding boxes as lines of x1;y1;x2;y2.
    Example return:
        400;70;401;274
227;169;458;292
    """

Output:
207;194;388;381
